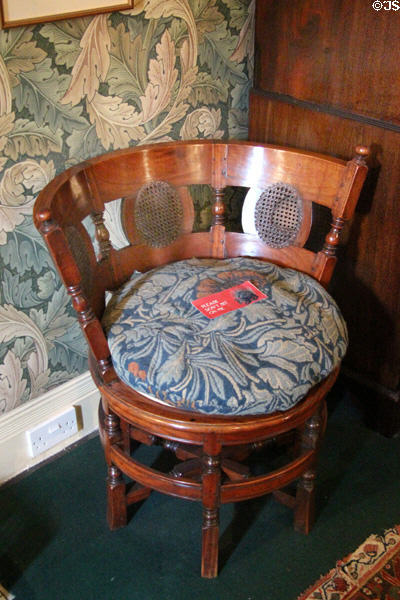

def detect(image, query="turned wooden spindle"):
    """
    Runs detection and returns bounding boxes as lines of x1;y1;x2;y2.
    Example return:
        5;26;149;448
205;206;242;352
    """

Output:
104;410;121;441
67;284;95;324
322;216;345;257
211;187;225;226
91;211;112;260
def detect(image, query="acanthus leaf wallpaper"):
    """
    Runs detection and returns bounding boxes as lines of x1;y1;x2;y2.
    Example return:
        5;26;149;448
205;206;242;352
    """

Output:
0;0;254;415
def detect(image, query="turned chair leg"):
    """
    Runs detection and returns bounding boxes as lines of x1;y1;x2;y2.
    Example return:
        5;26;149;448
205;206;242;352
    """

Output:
107;464;128;530
294;468;316;534
201;446;222;578
103;408;128;530
294;404;325;534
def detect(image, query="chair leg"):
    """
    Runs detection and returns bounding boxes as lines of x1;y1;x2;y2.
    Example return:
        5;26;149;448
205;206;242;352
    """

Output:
294;404;325;534
107;464;127;530
201;450;221;578
102;408;128;530
294;468;316;534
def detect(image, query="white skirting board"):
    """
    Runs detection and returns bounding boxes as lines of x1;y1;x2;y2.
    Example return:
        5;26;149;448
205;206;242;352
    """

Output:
0;371;100;484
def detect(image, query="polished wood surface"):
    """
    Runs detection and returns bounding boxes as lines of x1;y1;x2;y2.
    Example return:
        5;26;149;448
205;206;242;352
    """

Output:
34;140;367;577
254;0;400;124
250;0;400;434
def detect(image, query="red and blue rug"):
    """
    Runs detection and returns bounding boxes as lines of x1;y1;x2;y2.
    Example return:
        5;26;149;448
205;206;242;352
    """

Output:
0;584;14;600
298;525;400;599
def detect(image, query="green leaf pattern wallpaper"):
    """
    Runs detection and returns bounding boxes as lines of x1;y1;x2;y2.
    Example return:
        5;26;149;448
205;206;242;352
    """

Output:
0;0;254;415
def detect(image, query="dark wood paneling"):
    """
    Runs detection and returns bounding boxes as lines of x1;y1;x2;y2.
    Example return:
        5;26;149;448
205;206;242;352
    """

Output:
254;0;400;124
250;0;400;432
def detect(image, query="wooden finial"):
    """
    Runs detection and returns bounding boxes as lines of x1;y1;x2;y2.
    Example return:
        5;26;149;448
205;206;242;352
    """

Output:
354;145;369;164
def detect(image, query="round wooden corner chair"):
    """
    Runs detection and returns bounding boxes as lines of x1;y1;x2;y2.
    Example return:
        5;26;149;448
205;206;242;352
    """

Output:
34;140;368;577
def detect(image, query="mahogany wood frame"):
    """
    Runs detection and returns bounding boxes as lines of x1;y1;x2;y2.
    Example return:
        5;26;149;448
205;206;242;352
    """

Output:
34;140;368;577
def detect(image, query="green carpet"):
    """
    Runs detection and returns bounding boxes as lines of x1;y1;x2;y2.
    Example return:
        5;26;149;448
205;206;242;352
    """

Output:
1;385;400;600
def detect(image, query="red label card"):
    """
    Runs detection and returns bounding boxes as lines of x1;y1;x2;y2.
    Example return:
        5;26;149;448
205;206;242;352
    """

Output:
192;281;267;319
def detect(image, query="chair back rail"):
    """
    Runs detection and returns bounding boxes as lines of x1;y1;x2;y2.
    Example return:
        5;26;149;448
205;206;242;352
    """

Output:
84;140;215;205
222;142;345;207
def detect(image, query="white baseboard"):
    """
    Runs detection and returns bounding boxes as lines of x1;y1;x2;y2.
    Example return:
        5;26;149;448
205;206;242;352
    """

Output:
0;371;99;484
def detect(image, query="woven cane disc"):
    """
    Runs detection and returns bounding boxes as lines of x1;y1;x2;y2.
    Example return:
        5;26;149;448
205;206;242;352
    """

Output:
134;181;184;248
254;182;303;248
64;224;93;296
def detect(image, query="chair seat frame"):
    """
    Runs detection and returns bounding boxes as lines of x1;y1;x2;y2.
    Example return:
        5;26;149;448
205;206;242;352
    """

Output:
94;351;336;577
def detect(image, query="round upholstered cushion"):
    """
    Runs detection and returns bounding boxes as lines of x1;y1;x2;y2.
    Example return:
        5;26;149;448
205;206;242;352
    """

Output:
102;258;347;416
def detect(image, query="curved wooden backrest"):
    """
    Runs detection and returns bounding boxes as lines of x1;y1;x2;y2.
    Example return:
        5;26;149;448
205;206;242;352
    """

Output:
34;140;368;383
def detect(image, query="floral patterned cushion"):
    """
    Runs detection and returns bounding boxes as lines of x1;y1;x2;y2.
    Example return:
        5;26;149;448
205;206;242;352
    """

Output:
102;257;347;416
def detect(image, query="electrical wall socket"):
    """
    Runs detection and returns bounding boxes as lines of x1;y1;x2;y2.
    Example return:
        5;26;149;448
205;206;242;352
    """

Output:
26;406;80;458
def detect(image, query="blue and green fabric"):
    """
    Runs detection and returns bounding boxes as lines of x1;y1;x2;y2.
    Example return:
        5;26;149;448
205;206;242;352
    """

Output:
102;257;348;416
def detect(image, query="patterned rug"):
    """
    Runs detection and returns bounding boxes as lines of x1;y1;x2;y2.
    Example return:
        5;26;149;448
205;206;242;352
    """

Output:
298;525;400;599
0;584;14;600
